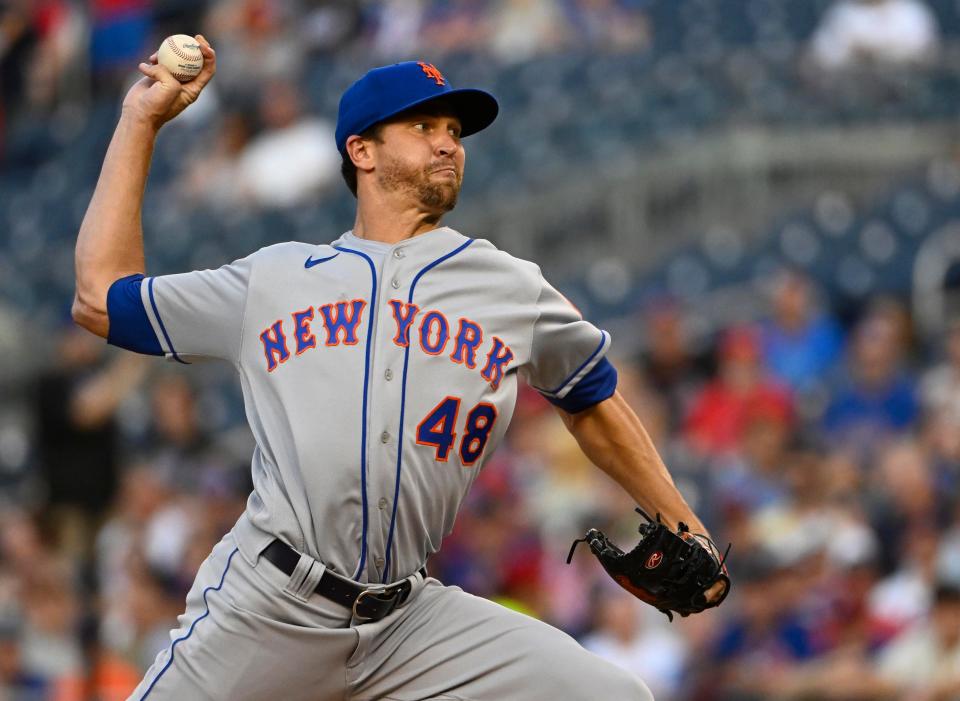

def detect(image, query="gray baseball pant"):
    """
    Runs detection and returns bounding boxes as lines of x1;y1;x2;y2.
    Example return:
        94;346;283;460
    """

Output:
127;532;654;701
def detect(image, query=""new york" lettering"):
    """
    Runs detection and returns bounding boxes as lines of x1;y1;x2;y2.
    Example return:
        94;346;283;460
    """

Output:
258;299;513;389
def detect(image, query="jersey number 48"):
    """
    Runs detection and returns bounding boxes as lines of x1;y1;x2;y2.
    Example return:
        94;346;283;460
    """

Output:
416;397;498;467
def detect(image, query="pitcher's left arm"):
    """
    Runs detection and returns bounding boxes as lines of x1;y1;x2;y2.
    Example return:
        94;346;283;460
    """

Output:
557;389;727;604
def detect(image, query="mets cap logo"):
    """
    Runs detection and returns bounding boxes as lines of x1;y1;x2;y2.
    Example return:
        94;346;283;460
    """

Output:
645;552;664;569
418;62;446;86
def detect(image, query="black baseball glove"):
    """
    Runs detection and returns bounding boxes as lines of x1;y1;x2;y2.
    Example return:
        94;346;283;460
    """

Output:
567;508;731;621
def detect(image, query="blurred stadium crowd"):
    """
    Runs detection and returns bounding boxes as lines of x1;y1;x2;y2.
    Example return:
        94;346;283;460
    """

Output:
4;0;960;700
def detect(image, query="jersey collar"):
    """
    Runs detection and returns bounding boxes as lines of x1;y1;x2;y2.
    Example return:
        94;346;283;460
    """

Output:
332;226;470;257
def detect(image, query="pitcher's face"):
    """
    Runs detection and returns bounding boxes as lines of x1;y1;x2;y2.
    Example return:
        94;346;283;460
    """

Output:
373;108;465;214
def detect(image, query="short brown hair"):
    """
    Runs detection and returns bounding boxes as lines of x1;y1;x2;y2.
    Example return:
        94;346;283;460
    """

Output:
340;125;384;198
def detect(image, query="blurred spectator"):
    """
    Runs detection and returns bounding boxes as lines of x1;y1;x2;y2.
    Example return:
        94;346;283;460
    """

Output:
756;576;959;701
924;407;960;517
868;524;939;633
121;558;182;671
178;110;255;211
711;554;822;699
684;325;793;458
582;589;687;701
0;511;83;690
818;554;887;651
712;401;792;515
565;0;651;52
0;3;34;128
300;0;363;55
0;1;86;118
34;327;148;557
138;373;235;493
822;315;919;452
95;467;169;600
152;0;207;46
96;467;175;657
867;296;916;361
938;507;960;588
809;0;940;72
638;299;712;431
875;583;960;698
486;0;570;63
52;618;142;701
372;0;426;59
760;270;843;396
90;0;153;95
235;79;339;208
204;0;304;100
868;442;944;570
19;0;86;113
747;452;849;565
19;561;81;683
920;318;960;425
94;463;223;682
0;618;47;700
419;0;490;56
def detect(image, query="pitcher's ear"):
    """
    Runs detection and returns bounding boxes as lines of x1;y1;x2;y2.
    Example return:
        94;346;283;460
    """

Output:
345;134;375;171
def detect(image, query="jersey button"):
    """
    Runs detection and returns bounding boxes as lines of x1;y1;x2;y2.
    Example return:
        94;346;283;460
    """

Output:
378;497;388;509
380;431;390;443
394;249;405;259
384;369;393;381
391;278;401;289
375;557;385;568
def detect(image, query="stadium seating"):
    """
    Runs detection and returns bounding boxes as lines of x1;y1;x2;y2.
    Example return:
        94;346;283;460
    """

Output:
4;0;960;327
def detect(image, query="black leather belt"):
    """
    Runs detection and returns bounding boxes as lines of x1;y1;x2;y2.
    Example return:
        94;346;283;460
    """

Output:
261;539;423;622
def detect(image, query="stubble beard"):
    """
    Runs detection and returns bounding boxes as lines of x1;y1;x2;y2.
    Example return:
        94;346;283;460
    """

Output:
378;154;461;214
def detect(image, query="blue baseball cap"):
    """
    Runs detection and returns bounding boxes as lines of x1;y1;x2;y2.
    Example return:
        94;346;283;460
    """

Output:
335;61;499;154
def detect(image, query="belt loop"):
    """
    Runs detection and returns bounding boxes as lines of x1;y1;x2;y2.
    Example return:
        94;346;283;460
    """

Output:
282;552;326;602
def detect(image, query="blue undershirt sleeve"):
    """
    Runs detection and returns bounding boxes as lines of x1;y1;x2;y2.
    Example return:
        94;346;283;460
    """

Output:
541;357;618;413
106;274;163;355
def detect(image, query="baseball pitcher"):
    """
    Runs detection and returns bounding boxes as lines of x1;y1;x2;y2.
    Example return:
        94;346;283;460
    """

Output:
73;37;728;701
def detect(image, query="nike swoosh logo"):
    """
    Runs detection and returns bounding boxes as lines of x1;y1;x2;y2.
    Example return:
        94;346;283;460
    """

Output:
304;253;339;268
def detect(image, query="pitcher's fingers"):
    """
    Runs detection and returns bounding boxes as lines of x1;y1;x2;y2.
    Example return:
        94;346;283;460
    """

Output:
196;36;215;61
138;62;180;89
704;579;728;604
195;34;215;63
149;52;158;63
191;35;216;88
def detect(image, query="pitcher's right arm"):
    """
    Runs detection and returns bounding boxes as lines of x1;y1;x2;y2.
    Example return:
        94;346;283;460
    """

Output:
73;36;217;338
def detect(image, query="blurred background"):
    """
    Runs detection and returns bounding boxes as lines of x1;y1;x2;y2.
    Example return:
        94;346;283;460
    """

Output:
3;0;960;699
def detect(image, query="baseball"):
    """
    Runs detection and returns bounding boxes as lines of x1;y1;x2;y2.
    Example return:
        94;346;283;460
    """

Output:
157;34;203;82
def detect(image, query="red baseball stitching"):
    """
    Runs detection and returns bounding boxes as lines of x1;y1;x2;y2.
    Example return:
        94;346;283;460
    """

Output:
166;37;202;63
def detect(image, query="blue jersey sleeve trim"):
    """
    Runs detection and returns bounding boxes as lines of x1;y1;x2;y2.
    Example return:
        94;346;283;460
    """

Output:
106;274;164;355
540;331;609;397
542;357;618;413
147;277;189;365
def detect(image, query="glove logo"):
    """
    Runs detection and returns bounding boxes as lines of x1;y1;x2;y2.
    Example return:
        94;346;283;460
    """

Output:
645;552;663;570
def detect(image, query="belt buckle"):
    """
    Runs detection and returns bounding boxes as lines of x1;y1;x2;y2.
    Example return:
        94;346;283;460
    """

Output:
352;585;393;622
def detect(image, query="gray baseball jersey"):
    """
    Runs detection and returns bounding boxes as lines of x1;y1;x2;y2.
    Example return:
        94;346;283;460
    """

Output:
107;226;617;584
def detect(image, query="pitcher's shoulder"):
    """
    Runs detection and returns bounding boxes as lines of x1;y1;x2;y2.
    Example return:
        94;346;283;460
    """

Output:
459;237;543;304
246;241;338;268
465;237;541;277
